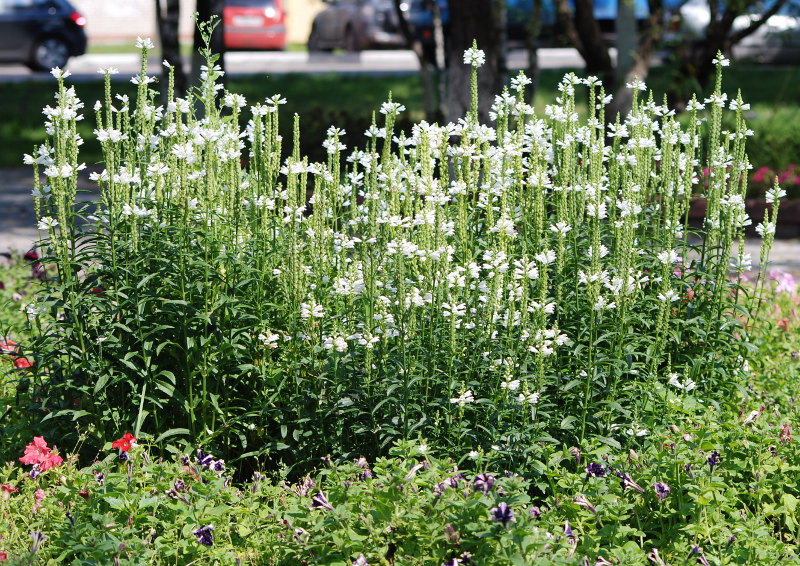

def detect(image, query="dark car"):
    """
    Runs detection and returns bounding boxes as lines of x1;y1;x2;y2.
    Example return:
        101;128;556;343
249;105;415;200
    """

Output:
308;0;404;52
0;0;87;71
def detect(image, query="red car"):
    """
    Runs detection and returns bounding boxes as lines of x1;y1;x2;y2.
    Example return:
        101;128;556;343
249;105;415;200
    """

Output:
223;0;287;51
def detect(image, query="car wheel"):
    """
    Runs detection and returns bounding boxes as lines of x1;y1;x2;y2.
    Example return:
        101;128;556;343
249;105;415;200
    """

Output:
29;37;70;71
344;27;359;52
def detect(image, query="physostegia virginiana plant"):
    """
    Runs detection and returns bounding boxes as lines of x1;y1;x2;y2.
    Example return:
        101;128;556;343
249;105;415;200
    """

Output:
25;37;779;470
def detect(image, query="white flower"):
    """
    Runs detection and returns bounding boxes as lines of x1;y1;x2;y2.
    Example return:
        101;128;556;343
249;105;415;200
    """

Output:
50;67;71;79
510;74;532;92
37;216;58;230
449;390;475;407
258;332;280;349
468;450;479;459
658;289;679;302
766;185;786;204
462;46;485;67
549;222;572;236
25;303;41;320
417;443;428;454
517;391;540;404
755;222;776;237
667;373;696;392
501;378;520;391
534;250;556;265
380;101;406;115
657;250;680;265
712;54;730;67
625;77;646;90
135;36;155;50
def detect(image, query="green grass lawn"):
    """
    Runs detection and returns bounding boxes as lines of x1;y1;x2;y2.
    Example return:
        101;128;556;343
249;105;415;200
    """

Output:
2;64;799;171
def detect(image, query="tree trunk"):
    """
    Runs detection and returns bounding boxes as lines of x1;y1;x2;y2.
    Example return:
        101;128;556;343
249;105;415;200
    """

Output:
446;0;502;123
391;0;442;122
523;0;543;103
609;0;664;120
155;0;187;98
670;0;788;106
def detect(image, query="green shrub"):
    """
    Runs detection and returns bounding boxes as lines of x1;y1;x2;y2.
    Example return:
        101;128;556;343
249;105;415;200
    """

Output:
9;38;781;480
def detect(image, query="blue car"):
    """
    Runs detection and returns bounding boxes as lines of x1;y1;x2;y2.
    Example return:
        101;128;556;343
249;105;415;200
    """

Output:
408;0;685;54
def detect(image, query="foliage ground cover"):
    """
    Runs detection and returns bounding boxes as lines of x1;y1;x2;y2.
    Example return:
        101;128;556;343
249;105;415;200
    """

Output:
1;270;799;564
1;36;800;563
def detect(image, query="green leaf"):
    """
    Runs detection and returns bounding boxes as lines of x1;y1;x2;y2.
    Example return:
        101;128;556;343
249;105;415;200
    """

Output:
155;428;191;443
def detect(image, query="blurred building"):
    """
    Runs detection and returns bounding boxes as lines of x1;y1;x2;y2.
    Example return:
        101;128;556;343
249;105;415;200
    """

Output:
70;0;324;46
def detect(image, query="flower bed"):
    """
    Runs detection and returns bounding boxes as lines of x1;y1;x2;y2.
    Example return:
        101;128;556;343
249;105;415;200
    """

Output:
1;36;799;564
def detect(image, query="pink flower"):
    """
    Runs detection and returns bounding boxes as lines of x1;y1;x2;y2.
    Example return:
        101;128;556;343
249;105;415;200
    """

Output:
40;452;63;471
19;437;51;466
769;269;797;296
33;489;46;503
0;484;18;501
19;437;63;471
752;166;772;184
0;340;18;354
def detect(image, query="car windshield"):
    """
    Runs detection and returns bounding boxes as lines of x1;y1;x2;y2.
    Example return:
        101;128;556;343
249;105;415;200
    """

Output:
0;0;53;9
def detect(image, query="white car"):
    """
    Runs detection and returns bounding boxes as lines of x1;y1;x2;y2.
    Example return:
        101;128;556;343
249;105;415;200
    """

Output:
676;0;800;62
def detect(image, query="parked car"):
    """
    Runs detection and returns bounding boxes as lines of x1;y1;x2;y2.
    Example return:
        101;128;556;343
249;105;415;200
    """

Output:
307;0;404;52
672;0;800;63
0;0;86;71
408;0;677;58
223;0;287;51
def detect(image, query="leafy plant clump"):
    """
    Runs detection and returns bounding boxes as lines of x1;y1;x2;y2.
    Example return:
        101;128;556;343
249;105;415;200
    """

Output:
11;37;783;476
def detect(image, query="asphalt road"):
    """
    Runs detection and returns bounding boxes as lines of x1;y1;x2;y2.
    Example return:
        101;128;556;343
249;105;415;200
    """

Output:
0;47;592;81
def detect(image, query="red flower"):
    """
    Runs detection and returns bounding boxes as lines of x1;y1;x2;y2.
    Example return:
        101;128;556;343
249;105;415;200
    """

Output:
111;433;137;452
0;550;7;561
13;357;33;370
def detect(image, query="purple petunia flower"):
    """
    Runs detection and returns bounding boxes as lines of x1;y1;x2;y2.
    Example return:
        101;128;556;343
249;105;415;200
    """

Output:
529;506;542;519
193;524;214;546
648;547;667;565
30;531;48;553
690;545;710;566
473;472;495;494
707;450;720;473
196;449;214;468
563;519;576;542
353;554;369;566
30;463;41;479
573;494;596;513
616;470;644;492
654;481;671;500
490;501;516;527
311;490;335;511
585;462;606;478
